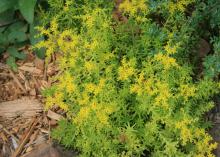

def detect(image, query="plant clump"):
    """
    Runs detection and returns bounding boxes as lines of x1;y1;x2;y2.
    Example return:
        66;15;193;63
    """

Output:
37;0;220;156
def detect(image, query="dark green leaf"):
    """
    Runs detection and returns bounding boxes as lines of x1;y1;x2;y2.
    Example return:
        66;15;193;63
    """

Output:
0;9;15;25
8;31;27;42
0;26;7;33
7;47;26;59
30;23;45;58
7;21;28;32
0;48;5;54
0;0;17;14
18;0;37;23
6;56;17;71
0;32;9;45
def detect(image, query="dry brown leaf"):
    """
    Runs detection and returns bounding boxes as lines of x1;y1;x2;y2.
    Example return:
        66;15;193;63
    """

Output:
34;58;44;71
47;110;63;121
29;89;36;96
19;66;42;75
49;120;57;126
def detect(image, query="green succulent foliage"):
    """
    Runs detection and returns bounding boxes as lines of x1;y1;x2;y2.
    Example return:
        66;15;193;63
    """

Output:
38;0;220;156
0;0;45;70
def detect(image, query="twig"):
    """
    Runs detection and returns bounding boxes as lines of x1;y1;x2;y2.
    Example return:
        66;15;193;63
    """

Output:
11;117;39;157
8;69;26;93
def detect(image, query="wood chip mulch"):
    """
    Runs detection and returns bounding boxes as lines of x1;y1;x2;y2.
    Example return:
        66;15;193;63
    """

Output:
0;48;75;157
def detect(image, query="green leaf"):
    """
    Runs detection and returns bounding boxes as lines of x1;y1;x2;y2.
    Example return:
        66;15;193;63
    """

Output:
8;31;27;42
6;56;17;71
0;32;9;46
0;0;17;14
0;9;15;25
0;48;5;54
7;47;26;59
30;23;45;58
18;0;37;23
7;21;28;32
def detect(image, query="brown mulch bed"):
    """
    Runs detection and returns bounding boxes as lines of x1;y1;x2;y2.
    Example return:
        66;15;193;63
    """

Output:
0;48;75;157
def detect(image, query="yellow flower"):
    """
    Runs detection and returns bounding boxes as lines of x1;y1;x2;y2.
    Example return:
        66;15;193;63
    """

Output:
50;18;58;34
85;61;96;72
155;53;178;70
94;79;106;95
181;126;192;145
144;79;157;96
168;0;195;14
83;14;94;28
119;0;148;16
154;82;171;109
74;107;90;124
118;67;135;81
58;72;76;93
45;96;54;109
118;57;136;81
78;93;89;106
130;84;142;96
179;84;196;101
164;44;178;54
85;83;96;92
96;112;108;125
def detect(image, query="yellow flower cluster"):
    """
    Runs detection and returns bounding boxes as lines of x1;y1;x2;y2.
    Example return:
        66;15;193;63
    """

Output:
74;102;114;126
45;92;68;111
194;128;217;157
154;53;178;70
74;106;90;124
175;118;193;145
119;0;148;21
118;57;136;81
168;0;195;14
154;82;171;109
58;72;76;93
84;61;96;72
57;30;79;53
164;42;180;55
179;84;196;101
85;79;106;95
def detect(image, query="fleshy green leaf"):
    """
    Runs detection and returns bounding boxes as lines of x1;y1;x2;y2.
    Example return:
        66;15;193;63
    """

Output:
7;47;26;59
18;0;37;23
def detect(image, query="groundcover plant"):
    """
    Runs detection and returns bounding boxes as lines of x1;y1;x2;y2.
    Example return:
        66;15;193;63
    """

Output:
36;0;220;156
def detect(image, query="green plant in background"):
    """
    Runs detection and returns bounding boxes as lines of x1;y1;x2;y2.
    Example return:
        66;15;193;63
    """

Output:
0;0;44;70
201;0;220;79
37;0;220;156
204;37;220;79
